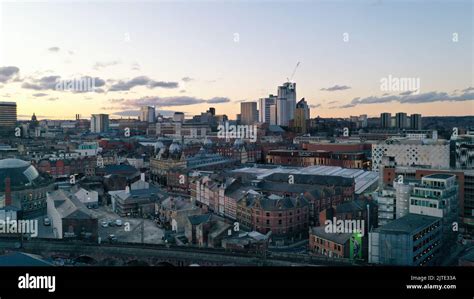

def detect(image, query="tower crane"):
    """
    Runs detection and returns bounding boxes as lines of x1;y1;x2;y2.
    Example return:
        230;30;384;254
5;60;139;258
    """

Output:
287;61;300;83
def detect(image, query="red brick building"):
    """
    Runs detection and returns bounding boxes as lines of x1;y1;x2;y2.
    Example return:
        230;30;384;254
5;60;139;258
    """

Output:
236;193;309;244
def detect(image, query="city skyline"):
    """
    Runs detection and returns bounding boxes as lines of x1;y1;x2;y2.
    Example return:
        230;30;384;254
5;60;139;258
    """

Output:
0;1;472;120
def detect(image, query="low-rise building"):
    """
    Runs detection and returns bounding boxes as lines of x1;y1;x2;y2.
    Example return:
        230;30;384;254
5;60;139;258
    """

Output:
369;214;442;266
46;190;98;241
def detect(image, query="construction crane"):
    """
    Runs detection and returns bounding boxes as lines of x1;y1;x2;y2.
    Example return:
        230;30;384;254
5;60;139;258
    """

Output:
287;61;300;83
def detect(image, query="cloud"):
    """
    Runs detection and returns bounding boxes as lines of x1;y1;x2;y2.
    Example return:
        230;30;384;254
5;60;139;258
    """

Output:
93;60;120;70
206;97;231;104
327;100;339;104
112;110;140;117
180;90;186;93
462;87;474;93
399;90;416;96
47;97;59;101
0;66;20;83
112;109;176;118
110;95;230;108
32;93;48;97
309;104;321;108
336;89;474;108
48;47;60;52
131;62;140;71
108;76;179;91
22;75;60;90
182;77;194;82
22;75;106;93
320;85;351;91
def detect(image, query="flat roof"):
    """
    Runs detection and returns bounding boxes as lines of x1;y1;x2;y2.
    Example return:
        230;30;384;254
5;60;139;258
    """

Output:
376;214;439;234
424;173;455;180
232;165;379;194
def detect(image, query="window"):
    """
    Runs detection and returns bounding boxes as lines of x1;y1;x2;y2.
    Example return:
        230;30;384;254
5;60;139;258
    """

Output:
278;219;282;225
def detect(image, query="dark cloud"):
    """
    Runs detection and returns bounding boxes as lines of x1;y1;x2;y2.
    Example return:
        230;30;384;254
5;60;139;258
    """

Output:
93;60;120;70
48;47;60;52
109;76;179;91
32;93;48;97
182;77;194;82
462;87;474;93
399;90;416;96
0;66;20;83
206;97;231;104
336;89;474;108
320;85;351;91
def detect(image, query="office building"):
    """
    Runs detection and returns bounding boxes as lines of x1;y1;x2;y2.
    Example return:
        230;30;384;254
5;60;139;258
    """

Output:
395;112;408;129
258;95;276;123
373;187;396;226
276;82;296;126
240;102;258;125
269;104;277;125
380;113;391;128
410;113;422;130
409;174;458;248
140;106;156;123
450;134;474;169
0;102;17;136
275;98;288;126
369;214;442;266
293;98;310;133
90;114;109;133
372;139;450;171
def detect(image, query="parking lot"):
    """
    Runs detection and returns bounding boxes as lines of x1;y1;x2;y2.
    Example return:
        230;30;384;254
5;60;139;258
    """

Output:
34;206;165;244
88;206;165;245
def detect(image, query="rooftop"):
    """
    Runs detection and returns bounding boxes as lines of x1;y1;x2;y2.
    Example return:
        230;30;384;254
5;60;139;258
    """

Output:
232;165;378;194
375;214;439;235
423;173;455;180
310;226;352;244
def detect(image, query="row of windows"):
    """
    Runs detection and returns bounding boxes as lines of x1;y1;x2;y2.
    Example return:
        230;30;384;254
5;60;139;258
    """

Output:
413;222;440;241
411;198;438;209
256;210;302;217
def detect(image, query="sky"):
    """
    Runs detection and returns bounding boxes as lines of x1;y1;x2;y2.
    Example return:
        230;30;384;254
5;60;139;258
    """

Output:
0;0;472;120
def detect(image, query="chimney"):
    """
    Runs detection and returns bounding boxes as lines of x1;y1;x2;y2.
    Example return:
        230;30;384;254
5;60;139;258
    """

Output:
140;173;145;182
5;177;12;206
125;186;130;194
